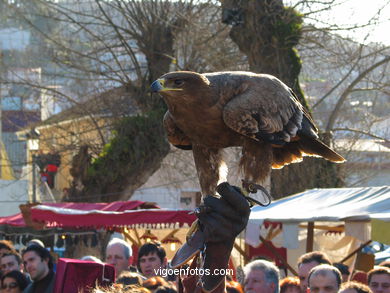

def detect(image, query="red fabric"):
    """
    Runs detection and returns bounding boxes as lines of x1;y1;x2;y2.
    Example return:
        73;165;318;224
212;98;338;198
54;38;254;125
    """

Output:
54;258;115;293
42;200;158;211
351;271;368;285
247;240;287;267
0;213;25;227
31;208;196;229
46;164;58;173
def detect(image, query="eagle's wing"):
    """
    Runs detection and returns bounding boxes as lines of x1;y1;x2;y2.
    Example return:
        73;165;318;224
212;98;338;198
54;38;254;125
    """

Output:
222;76;345;167
222;77;307;145
163;111;192;150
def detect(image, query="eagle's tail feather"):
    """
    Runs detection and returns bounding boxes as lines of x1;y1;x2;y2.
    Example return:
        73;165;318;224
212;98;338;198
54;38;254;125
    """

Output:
272;144;303;168
272;137;345;168
298;136;345;163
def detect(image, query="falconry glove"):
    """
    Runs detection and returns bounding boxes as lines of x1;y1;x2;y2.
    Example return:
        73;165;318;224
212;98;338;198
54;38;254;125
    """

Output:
173;182;250;293
196;182;250;243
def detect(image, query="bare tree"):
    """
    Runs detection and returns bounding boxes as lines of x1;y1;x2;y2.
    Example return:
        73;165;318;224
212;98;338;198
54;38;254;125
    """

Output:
220;0;389;197
2;0;388;202
2;0;199;201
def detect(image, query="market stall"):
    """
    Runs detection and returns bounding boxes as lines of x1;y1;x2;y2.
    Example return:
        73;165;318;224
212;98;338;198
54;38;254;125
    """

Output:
245;186;390;274
20;201;196;260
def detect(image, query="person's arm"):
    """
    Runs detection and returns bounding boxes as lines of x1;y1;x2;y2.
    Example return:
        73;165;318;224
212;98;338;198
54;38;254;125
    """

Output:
178;182;250;293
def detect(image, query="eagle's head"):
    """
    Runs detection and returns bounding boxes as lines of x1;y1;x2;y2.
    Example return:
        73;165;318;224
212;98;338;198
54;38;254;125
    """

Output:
151;71;211;104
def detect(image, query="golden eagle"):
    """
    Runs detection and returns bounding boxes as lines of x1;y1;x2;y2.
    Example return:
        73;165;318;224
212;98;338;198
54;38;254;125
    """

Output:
151;71;345;197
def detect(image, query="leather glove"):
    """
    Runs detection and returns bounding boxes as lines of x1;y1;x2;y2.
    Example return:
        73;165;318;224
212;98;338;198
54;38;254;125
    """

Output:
195;182;251;292
196;182;251;243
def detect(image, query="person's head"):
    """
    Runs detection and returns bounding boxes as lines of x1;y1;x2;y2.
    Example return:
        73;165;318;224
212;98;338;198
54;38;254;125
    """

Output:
116;270;143;286
137;242;167;278
340;281;373;293
367;267;390;293
1;251;23;274
27;239;45;248
80;255;103;263
280;276;301;293
352;271;368;285
0;270;30;293
142;276;170;291
226;280;244;293
308;264;342;293
243;259;280;293
334;263;350;283
298;251;332;293
105;238;133;277
0;241;15;258
22;245;53;281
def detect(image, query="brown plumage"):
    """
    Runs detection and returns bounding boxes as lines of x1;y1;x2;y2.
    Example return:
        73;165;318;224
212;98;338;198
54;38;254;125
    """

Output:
151;71;345;196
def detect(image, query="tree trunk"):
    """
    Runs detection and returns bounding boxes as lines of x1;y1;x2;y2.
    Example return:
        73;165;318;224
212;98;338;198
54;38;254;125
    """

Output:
221;0;344;198
67;20;177;202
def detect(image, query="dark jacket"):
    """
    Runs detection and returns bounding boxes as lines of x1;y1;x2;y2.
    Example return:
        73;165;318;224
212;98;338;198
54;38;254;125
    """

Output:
23;270;55;293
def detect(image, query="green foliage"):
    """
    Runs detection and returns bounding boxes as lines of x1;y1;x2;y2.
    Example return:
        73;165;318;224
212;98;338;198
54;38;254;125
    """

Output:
85;108;169;191
273;7;303;48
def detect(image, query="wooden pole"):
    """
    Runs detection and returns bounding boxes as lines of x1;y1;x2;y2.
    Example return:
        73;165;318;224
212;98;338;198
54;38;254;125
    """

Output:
306;222;314;252
339;240;372;263
234;242;249;263
260;236;298;276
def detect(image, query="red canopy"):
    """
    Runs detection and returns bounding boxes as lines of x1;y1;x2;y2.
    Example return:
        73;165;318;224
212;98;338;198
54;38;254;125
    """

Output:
40;200;158;211
25;201;196;229
0;213;25;227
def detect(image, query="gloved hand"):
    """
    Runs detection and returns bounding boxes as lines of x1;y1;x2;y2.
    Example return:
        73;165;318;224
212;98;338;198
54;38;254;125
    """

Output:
193;182;251;292
196;182;251;243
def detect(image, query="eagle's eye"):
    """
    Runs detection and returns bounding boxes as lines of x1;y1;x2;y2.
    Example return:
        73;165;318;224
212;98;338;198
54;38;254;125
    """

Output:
174;79;184;86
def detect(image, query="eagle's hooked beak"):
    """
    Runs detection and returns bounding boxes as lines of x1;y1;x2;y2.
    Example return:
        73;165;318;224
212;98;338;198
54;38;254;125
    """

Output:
151;79;183;92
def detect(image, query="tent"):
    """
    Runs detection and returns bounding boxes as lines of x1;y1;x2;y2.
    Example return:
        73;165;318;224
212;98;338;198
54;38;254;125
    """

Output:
23;202;196;229
18;201;197;260
245;186;390;273
0;201;195;257
28;206;196;229
0;213;25;227
0;200;159;231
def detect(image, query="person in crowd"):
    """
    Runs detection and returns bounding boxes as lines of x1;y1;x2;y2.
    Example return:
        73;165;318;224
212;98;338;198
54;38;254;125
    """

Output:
80;255;103;263
143;276;176;292
176;182;250;293
334;263;350;283
243;259;280;293
138;243;167;279
105;238;133;278
367;267;390;293
297;251;332;293
26;240;44;248
22;245;55;293
280;276;300;293
352;271;368;285
340;281;373;293
1;252;23;275
307;264;342;293
116;270;143;287
0;270;30;293
0;241;15;258
226;280;244;293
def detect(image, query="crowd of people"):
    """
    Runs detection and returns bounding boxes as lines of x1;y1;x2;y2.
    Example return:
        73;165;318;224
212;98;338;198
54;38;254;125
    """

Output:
0;184;389;292
1;231;389;293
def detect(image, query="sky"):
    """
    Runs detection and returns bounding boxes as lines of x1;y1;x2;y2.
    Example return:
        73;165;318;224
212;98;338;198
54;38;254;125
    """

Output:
291;0;390;45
